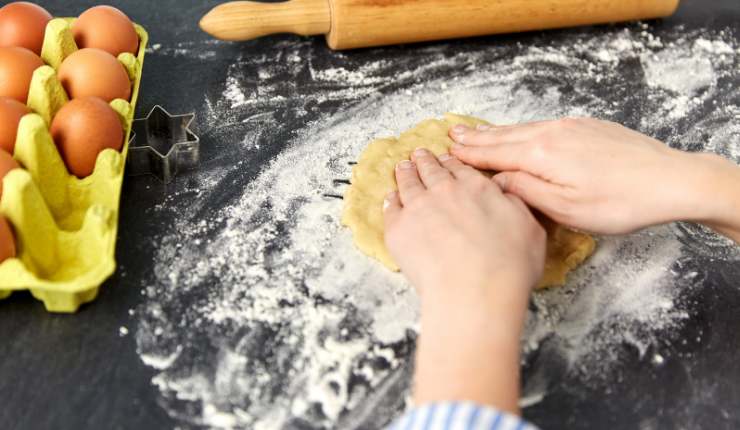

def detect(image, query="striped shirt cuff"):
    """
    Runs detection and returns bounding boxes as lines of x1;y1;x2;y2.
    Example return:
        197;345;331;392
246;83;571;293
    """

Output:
386;402;539;430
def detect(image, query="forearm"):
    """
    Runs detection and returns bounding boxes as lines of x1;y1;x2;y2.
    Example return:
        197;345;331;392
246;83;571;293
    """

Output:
412;278;529;415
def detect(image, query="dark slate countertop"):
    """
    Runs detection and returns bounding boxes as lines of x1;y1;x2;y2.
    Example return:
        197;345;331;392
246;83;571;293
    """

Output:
1;1;739;429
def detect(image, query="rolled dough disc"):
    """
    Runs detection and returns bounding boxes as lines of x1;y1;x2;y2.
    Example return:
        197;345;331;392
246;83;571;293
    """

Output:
341;113;595;289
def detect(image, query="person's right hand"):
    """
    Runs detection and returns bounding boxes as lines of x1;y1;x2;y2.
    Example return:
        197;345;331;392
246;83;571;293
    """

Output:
448;117;740;240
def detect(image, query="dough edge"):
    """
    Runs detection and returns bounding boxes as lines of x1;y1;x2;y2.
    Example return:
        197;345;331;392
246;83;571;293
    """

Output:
341;113;595;289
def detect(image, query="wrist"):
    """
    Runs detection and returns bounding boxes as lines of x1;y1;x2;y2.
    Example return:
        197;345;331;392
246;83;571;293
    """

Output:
419;272;530;337
678;152;740;240
420;269;531;305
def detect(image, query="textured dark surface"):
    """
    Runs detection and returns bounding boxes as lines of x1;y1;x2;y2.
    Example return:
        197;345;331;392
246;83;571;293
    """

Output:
0;0;739;429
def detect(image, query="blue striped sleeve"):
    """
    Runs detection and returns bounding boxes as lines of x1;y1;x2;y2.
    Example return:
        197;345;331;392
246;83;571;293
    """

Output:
386;402;540;430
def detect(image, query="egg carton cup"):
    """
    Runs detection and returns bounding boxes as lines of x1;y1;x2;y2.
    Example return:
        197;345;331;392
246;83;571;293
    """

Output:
0;17;148;312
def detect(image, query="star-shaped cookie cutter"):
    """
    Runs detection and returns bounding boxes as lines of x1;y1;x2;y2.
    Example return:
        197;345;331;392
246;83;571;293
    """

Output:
127;105;200;183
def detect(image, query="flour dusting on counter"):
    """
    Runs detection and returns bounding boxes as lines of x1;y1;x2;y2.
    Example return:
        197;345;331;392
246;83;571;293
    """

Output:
137;25;740;429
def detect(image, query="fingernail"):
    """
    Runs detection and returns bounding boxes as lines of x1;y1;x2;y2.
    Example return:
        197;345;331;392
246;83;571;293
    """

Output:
451;143;464;151
382;199;390;211
438;153;454;161
476;124;491;131
397;160;415;170
451;125;466;143
413;147;427;157
452;125;468;135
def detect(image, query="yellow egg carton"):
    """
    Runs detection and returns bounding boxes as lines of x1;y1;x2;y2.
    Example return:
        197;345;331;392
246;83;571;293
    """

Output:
0;17;148;312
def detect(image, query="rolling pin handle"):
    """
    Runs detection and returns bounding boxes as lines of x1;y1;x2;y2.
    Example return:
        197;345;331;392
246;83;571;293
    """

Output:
200;0;332;42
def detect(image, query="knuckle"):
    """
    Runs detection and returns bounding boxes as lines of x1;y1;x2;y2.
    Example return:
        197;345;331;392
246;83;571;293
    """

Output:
455;145;476;159
395;169;417;182
461;163;481;174
558;117;582;127
432;179;456;194
440;155;459;166
395;177;412;188
549;117;587;133
468;176;492;193
599;118;620;128
427;172;452;186
526;140;549;161
416;158;439;172
415;154;432;165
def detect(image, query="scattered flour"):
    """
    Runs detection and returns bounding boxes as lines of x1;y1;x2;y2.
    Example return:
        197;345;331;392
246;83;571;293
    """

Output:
523;226;691;372
136;24;740;429
641;44;715;119
146;39;226;60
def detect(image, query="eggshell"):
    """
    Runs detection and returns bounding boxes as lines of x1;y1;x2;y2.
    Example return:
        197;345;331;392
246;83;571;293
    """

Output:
0;215;16;264
0;46;44;103
50;97;123;178
58;48;131;102
72;5;138;57
0;97;30;154
0;148;19;199
0;2;52;55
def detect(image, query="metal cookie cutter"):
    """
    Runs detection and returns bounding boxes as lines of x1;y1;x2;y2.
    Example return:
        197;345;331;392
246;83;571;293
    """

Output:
127;105;200;183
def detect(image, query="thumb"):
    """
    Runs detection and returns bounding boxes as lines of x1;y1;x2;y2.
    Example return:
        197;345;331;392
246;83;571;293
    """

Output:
492;171;567;218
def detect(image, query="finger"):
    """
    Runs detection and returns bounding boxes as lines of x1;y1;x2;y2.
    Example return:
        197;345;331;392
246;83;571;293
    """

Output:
451;141;541;172
437;152;483;181
382;191;402;227
492;171;566;217
395;160;425;205
448;121;550;147
503;192;529;213
410;148;453;188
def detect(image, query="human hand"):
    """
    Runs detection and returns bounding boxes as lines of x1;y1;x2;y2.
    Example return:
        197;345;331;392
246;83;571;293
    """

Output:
449;117;740;239
383;148;546;412
383;148;546;305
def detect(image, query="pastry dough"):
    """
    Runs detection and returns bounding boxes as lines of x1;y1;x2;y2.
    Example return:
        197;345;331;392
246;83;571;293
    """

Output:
342;113;595;288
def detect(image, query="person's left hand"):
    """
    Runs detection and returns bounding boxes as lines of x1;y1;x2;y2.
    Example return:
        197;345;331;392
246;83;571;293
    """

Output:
384;148;546;305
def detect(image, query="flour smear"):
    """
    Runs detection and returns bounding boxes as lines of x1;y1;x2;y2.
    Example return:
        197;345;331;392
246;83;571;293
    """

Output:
137;24;740;429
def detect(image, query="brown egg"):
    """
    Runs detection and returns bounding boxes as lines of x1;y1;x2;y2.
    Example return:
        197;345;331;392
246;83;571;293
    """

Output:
0;215;16;263
0;97;30;154
0;148;19;199
72;6;138;57
58;48;131;103
0;2;52;55
0;46;44;103
50;97;123;178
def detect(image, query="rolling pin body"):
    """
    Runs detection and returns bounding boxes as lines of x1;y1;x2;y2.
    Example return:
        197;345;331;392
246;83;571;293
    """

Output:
200;0;680;49
200;0;331;41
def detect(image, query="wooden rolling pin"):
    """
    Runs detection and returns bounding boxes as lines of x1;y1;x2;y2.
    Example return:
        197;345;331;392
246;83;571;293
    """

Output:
200;0;680;50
